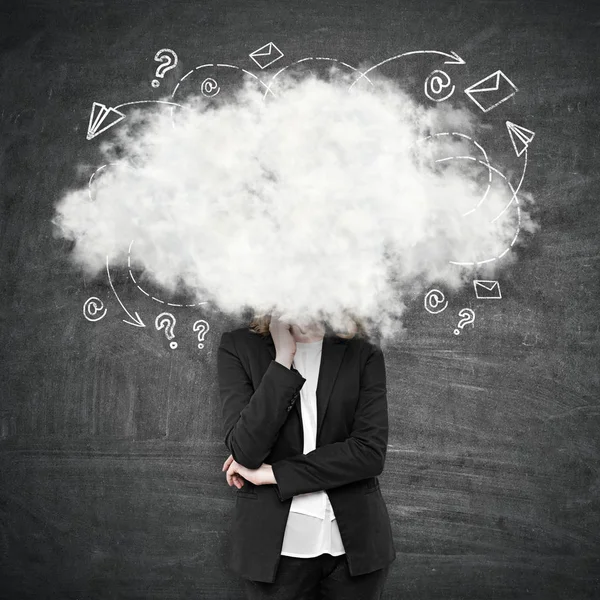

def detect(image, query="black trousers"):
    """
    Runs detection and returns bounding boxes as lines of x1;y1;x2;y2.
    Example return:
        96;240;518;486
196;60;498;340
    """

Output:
241;553;390;600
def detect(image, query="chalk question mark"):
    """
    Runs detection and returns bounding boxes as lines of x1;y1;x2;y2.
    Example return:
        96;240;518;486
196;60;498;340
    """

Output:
193;319;210;349
152;49;178;88
454;308;475;335
155;312;178;349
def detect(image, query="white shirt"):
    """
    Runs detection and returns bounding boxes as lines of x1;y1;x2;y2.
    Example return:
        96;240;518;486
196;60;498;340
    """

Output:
280;339;346;558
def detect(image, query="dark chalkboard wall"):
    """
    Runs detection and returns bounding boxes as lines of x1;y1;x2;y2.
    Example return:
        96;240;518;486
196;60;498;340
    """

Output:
1;1;599;598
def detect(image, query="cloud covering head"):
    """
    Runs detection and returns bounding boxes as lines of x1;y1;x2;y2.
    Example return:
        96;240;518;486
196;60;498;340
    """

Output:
53;72;536;340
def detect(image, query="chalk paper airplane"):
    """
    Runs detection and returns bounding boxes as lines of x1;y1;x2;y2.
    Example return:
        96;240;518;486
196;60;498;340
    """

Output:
506;121;535;157
464;70;518;113
87;102;126;140
249;42;284;69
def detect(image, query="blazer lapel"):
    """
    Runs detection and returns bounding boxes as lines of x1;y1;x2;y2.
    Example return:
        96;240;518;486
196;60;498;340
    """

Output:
315;337;347;442
263;333;347;442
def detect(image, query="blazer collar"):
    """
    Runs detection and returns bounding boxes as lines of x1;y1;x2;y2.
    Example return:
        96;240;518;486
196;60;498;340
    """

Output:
263;333;347;442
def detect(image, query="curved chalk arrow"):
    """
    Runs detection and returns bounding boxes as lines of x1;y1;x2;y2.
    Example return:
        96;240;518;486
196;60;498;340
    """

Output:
349;50;465;90
491;147;528;223
127;239;208;307
491;121;534;222
261;56;374;99
87;100;184;140
106;256;146;328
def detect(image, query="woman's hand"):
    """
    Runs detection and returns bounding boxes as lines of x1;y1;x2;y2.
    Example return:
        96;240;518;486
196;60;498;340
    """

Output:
222;454;277;488
269;314;296;369
222;454;245;489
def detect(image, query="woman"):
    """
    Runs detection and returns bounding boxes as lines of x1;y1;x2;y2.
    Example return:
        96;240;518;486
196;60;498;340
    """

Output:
218;313;396;599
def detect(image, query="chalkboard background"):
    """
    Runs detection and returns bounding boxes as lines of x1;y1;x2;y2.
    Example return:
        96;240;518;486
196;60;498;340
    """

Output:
1;0;599;598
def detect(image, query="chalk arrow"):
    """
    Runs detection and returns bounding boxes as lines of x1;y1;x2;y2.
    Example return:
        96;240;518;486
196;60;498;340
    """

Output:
506;121;535;157
443;51;466;65
371;50;466;67
106;257;146;328
349;50;465;89
86;100;183;140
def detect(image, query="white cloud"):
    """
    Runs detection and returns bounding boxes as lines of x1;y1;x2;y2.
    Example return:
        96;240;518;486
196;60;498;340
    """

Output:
53;72;536;340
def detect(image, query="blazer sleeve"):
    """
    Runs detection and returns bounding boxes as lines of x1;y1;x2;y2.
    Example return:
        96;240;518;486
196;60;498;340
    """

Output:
218;331;306;470
271;342;388;501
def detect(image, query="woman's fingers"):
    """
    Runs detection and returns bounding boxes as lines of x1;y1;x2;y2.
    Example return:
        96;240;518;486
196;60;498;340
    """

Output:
224;458;252;489
227;460;247;488
222;454;234;472
226;460;237;486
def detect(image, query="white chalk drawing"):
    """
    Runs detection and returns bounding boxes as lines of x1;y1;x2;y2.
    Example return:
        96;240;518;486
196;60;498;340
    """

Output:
454;308;475;335
193;320;210;349
490;145;528;224
506;121;535;157
464;70;518;113
473;280;502;299
155;312;178;349
87;100;183;140
263;57;373;99
424;70;455;102
83;297;107;322
113;100;183;109
171;64;269;118
430;131;529;228
152;48;178;88
349;50;465;90
200;77;220;97
78;49;532;340
88;163;135;201
127;240;208;307
249;42;284;70
88;164;110;201
447;157;521;266
418;132;492;217
484;124;534;224
106;256;146;328
87;103;126;140
424;289;449;314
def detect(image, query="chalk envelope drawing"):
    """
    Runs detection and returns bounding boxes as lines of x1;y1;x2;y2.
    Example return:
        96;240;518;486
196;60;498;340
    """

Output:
87;102;126;140
464;70;518;113
506;121;535;157
473;280;502;299
249;42;284;69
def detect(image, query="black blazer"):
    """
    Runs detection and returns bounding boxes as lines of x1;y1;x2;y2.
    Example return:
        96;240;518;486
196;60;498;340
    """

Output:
217;327;396;583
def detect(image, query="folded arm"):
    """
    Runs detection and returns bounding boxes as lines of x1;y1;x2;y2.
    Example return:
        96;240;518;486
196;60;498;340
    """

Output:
218;331;306;470
271;343;388;501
